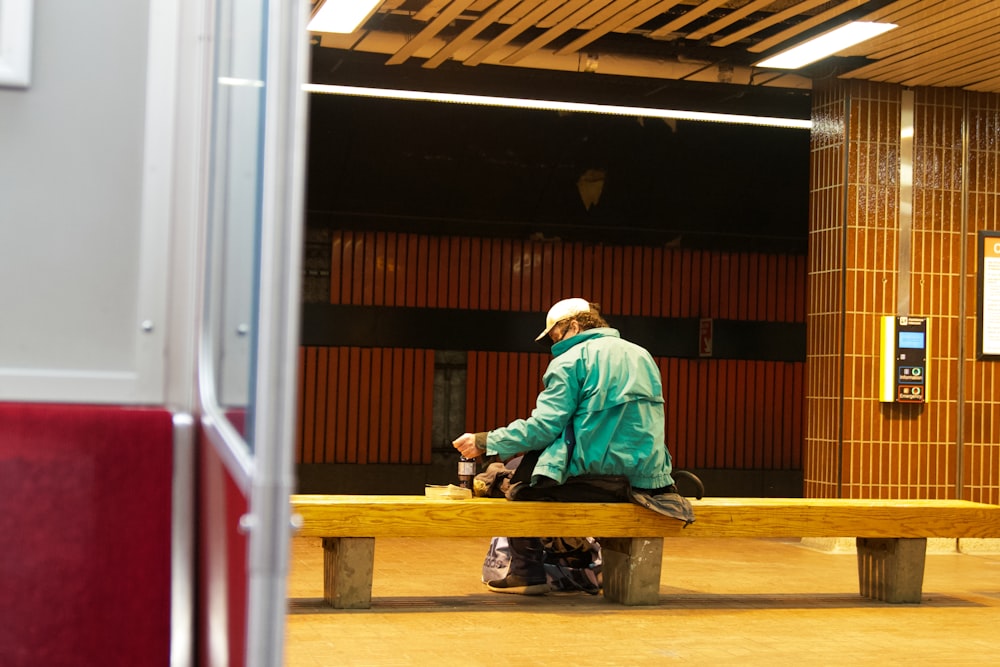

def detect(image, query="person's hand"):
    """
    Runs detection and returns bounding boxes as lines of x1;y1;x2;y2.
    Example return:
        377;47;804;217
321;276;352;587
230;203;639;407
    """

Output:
452;432;481;458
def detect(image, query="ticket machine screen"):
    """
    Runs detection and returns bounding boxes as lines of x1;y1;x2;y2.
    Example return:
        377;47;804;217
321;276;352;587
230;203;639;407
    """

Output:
898;331;925;349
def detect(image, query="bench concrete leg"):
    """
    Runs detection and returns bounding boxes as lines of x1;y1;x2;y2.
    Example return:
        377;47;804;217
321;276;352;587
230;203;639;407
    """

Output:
599;537;663;605
856;537;926;603
322;537;375;609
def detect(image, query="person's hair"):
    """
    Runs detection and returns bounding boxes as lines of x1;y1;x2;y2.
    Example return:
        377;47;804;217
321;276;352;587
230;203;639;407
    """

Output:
570;303;609;331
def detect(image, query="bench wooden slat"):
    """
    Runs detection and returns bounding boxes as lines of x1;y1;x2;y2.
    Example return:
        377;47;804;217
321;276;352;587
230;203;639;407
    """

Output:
291;495;1000;539
291;495;1000;608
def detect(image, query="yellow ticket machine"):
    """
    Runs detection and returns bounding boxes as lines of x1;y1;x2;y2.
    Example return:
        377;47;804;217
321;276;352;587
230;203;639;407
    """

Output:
879;316;928;403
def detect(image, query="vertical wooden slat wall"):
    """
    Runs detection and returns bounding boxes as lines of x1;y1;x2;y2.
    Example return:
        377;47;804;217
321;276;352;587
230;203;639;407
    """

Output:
297;346;435;464
299;231;806;469
325;231;806;319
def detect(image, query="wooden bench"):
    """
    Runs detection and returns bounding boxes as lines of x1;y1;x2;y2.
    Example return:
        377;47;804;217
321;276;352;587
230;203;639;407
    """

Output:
290;495;1000;609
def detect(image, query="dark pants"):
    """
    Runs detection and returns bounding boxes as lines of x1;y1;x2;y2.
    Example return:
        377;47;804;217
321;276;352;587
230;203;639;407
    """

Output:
496;450;679;582
506;537;548;580
500;450;626;583
496;451;546;581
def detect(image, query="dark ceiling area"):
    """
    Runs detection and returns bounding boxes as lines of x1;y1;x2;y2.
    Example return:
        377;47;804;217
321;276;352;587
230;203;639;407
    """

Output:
309;47;814;118
306;92;810;253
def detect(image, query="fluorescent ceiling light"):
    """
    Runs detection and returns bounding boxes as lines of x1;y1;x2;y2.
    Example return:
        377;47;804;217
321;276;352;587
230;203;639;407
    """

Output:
308;0;381;34
756;21;897;70
303;83;813;130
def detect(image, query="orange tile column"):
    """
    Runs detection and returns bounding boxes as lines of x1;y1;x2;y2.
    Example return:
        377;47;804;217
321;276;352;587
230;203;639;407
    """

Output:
806;80;1000;503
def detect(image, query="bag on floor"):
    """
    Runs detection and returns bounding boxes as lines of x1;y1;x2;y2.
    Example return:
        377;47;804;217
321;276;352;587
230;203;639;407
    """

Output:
481;536;603;594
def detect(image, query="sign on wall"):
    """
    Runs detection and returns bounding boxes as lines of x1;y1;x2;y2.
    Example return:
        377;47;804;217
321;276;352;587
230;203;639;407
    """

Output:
699;318;713;358
978;231;1000;360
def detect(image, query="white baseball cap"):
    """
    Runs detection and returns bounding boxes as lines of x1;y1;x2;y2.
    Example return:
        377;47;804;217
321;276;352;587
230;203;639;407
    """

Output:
535;298;591;341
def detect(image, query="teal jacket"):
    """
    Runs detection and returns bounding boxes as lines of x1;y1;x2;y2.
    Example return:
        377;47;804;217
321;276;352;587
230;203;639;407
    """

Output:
484;327;674;490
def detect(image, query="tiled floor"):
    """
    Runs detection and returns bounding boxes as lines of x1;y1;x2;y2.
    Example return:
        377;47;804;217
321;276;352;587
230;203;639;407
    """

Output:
285;536;1000;666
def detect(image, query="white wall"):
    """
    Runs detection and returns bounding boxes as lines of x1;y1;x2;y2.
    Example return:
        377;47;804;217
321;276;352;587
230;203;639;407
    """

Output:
0;0;172;403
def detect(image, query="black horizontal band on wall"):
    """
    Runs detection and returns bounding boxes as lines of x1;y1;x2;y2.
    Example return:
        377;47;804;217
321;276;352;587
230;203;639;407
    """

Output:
302;304;805;362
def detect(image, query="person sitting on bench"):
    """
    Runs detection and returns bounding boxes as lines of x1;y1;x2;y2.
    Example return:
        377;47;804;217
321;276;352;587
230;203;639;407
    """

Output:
453;298;678;595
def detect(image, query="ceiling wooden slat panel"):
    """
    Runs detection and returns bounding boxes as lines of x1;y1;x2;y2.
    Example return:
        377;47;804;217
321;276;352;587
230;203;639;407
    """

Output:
414;0;454;22
851;0;996;57
573;0;648;30
865;0;987;29
686;0;781;42
969;72;1000;93
646;0;731;39
845;13;1000;83
384;0;479;64
501;0;621;64
912;56;1000;90
709;0;832;49
490;0;551;26
422;0;524;67
312;0;1000;95
534;0;600;28
463;0;574;66
859;0;936;22
613;0;688;34
746;0;867;53
561;0;666;43
553;0;661;54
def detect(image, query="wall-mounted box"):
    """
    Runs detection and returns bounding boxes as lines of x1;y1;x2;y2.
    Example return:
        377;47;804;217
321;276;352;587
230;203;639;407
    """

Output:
879;316;927;403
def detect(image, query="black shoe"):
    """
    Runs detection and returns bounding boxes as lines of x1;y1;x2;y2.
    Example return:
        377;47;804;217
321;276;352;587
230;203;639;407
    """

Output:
486;574;549;595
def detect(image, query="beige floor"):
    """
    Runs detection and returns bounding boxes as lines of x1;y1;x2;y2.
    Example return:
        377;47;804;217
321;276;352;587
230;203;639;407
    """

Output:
285;535;1000;666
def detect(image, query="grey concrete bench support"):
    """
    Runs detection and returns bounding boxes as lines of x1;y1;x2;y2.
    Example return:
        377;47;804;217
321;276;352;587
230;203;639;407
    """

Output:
857;537;926;603
322;537;374;609
600;537;664;605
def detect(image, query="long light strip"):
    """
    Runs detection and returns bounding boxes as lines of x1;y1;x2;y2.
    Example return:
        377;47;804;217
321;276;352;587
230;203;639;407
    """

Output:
303;83;813;130
756;21;897;70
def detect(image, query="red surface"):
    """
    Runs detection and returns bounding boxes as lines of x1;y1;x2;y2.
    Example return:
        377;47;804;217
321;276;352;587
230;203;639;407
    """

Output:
0;402;173;667
197;420;249;667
